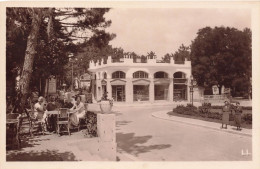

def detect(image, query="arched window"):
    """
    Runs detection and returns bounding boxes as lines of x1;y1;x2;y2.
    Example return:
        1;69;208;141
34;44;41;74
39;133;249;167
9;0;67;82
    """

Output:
173;72;186;78
154;71;168;78
133;71;148;78
103;72;107;79
112;71;125;79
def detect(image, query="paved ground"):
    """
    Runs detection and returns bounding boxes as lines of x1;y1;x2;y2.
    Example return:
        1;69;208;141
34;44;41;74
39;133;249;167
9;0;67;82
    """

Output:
114;104;252;161
6;102;252;161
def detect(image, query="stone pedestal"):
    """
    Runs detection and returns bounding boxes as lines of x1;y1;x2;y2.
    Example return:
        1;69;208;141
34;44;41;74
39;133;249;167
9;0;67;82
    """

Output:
96;113;116;160
97;113;116;142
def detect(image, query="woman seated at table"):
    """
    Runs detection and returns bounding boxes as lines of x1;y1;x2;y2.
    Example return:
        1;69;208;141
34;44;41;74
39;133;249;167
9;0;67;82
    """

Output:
69;95;85;128
34;96;47;128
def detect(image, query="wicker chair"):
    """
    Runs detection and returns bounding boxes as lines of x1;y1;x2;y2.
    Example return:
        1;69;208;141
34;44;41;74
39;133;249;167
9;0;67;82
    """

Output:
57;108;70;135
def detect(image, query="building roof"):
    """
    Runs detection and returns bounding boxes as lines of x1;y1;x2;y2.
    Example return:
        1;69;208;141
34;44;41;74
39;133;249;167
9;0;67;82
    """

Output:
80;73;91;80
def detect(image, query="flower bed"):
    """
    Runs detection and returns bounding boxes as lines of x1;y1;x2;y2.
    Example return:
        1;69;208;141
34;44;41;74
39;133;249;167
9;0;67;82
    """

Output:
168;104;252;129
84;111;98;137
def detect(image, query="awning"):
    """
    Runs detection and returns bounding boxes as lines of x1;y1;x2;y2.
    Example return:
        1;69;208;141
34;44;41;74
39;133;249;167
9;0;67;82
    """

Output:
132;79;150;85
154;78;170;85
111;79;126;85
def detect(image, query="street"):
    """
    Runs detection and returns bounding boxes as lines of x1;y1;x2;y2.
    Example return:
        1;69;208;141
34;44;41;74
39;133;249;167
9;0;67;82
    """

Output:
114;105;252;161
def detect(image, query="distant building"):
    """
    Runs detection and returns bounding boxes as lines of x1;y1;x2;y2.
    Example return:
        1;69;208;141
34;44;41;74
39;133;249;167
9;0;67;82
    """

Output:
88;55;203;103
79;73;91;90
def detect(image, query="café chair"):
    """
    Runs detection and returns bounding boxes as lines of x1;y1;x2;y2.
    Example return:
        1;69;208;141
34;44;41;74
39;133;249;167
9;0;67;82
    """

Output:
6;113;22;149
57;108;70;135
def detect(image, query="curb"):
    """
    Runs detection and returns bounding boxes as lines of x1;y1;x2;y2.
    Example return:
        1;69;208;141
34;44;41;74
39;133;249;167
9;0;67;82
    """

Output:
152;111;252;137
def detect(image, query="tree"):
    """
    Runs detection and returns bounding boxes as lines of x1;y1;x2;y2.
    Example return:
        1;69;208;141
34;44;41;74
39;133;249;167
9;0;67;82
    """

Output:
147;51;156;59
6;8;114;112
173;44;190;62
190;26;252;97
162;53;171;63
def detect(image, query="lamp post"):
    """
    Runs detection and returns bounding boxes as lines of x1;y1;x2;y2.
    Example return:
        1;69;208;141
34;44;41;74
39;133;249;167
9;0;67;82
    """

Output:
68;53;76;91
189;75;196;106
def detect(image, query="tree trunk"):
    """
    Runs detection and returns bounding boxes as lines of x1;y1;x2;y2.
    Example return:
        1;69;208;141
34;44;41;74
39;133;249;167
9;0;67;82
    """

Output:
19;9;43;109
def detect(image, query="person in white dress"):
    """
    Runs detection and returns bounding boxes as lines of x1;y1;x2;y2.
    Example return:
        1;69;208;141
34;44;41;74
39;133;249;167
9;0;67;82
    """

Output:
69;95;85;127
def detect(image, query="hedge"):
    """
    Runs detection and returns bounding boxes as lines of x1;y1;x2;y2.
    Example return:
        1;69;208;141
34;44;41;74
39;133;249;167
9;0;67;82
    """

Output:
169;104;252;125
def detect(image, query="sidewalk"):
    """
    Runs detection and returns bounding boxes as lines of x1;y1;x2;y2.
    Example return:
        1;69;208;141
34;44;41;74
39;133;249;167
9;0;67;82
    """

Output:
152;110;252;137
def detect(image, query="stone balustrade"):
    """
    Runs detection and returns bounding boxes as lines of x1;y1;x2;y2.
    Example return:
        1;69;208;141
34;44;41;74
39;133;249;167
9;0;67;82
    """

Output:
89;56;191;70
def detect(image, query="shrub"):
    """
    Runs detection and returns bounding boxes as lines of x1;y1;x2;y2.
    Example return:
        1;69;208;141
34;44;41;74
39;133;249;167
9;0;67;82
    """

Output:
242;114;252;124
198;102;211;117
173;104;198;116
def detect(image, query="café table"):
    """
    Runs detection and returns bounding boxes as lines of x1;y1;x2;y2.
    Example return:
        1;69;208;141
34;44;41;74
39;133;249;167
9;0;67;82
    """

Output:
45;110;74;132
46;110;74;115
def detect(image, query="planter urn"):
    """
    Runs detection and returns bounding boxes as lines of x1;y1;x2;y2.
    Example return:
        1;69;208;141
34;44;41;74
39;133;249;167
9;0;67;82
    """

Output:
100;100;112;114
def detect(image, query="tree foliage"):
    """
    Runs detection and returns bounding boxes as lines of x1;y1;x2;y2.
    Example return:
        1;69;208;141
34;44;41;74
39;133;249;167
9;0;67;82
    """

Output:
6;7;114;111
190;26;251;97
173;44;191;62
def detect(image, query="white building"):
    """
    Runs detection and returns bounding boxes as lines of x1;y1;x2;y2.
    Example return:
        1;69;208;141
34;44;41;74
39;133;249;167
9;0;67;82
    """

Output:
88;55;202;103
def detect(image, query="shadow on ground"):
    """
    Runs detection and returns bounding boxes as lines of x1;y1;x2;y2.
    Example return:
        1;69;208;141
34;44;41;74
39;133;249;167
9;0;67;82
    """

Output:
6;149;77;161
116;120;132;127
116;132;171;156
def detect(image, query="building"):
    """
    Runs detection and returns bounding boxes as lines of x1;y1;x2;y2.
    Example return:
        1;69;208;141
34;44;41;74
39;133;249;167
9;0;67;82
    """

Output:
88;55;202;103
79;73;91;90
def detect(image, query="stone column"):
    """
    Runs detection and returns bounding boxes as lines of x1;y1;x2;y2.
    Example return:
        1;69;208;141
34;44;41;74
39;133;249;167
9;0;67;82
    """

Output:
106;79;112;99
149;79;154;103
169;78;173;102
125;78;133;103
187;78;190;103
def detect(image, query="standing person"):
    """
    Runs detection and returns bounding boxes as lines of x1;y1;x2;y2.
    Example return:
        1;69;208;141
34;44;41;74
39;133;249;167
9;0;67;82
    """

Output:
234;102;243;130
69;95;86;128
31;87;39;104
221;100;231;129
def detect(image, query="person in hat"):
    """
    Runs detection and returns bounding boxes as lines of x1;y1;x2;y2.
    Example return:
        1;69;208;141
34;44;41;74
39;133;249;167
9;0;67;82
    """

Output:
31;87;39;104
234;102;242;130
221;100;231;129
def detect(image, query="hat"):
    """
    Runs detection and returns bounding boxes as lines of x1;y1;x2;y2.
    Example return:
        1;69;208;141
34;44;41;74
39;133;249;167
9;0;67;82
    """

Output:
38;96;44;102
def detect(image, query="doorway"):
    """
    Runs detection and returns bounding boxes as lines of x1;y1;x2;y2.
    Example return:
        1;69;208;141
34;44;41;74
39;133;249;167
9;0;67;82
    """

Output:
112;85;125;102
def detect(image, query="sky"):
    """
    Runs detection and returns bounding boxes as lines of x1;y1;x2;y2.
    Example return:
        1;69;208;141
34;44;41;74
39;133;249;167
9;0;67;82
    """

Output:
104;8;251;59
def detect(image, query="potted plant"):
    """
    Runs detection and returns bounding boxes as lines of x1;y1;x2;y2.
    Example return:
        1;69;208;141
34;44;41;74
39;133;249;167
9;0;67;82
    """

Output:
99;92;113;114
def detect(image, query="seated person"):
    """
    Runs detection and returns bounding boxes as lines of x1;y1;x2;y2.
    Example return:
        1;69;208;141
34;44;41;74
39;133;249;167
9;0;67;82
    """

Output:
69;95;85;128
46;96;58;132
62;98;74;109
34;96;47;124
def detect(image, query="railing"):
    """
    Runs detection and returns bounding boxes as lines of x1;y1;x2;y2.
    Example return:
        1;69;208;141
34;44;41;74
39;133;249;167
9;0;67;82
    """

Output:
111;58;124;63
204;95;227;100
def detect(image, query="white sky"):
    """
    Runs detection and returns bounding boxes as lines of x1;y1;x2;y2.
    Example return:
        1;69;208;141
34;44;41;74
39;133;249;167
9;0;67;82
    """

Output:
104;8;251;58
